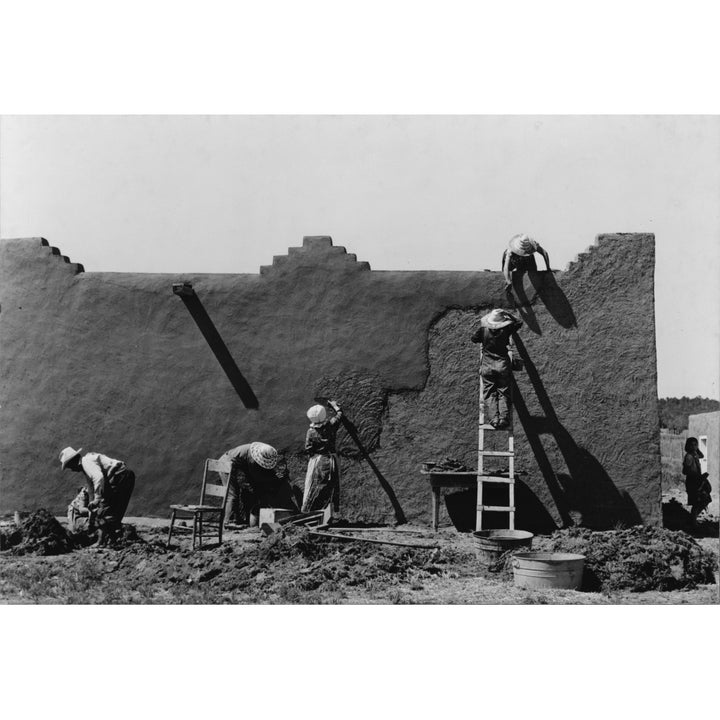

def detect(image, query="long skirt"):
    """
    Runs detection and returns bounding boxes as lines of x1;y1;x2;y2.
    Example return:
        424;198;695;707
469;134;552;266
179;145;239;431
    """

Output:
686;474;712;514
302;454;340;513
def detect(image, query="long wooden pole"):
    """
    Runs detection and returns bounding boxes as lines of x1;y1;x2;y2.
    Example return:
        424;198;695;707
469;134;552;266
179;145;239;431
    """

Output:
315;397;407;525
309;529;438;549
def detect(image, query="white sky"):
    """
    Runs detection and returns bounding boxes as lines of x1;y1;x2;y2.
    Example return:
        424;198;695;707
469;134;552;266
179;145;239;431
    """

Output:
1;115;718;399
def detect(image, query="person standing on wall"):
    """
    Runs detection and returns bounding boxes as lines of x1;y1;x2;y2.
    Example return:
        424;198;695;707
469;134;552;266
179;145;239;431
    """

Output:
219;442;297;526
470;309;523;429
502;233;551;292
59;446;136;546
302;400;343;516
682;437;712;527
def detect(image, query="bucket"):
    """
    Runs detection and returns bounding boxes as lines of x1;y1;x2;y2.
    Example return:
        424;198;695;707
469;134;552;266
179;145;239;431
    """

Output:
512;552;585;590
473;529;534;565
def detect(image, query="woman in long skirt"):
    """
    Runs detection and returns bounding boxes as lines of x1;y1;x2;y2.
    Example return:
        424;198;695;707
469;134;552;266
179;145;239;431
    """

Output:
683;437;712;525
302;401;342;514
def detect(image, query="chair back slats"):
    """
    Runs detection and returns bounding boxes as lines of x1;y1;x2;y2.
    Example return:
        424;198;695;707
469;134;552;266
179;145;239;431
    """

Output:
203;483;226;498
169;457;233;550
207;459;232;474
199;458;233;507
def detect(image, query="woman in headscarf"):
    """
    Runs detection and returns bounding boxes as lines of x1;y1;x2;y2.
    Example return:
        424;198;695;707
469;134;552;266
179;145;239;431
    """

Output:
220;442;296;526
302;400;343;515
682;437;712;525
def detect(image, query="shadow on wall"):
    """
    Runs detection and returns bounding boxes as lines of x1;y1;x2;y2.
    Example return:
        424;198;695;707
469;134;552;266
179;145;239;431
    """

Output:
337;412;407;525
508;271;577;335
313;373;408;524
172;283;259;409
444;480;557;533
512;335;642;530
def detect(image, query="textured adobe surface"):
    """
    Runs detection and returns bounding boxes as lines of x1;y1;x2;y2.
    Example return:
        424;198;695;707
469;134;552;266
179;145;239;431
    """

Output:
0;234;660;529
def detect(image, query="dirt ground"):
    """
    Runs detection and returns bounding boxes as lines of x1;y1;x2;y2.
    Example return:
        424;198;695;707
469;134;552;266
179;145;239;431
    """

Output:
1;515;717;604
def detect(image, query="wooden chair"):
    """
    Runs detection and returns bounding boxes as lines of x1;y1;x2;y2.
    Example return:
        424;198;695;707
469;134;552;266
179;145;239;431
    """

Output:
167;458;233;549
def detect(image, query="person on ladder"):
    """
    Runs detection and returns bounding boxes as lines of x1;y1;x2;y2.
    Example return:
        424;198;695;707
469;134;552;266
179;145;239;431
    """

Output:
471;308;523;429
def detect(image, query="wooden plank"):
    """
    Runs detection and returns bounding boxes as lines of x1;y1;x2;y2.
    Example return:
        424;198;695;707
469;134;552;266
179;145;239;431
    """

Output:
478;505;516;512
508;434;515;480
478;450;515;457
478;476;514;484
326;527;430;534
277;511;324;526
420;470;479;476
309;530;439;549
432;487;440;531
478;370;485;478
476;476;483;531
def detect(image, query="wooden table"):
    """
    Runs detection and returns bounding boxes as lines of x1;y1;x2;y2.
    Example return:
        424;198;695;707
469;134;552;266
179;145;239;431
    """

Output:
420;470;479;531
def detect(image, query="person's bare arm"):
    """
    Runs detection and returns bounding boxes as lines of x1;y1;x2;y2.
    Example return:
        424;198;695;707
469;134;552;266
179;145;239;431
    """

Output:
502;251;512;286
328;400;343;422
536;243;551;271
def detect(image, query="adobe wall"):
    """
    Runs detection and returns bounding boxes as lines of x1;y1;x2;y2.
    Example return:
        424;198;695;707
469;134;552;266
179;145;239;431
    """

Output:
0;233;661;529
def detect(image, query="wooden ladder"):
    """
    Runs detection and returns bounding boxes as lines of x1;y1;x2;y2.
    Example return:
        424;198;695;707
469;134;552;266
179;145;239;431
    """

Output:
476;370;515;530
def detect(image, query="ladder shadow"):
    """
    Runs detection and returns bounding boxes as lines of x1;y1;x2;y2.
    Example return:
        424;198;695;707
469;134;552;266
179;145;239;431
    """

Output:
444;481;558;532
511;335;642;530
506;276;541;335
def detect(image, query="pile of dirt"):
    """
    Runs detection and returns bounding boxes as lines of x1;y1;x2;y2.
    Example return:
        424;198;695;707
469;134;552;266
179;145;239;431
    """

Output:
0;509;144;556
137;526;478;602
1;509;75;555
228;527;463;596
529;526;718;592
0;524;23;551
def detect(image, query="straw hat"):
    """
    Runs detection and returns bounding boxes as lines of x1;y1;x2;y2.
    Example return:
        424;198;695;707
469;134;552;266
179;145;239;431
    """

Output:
306;404;327;426
59;446;83;470
480;309;516;329
249;442;278;470
508;233;535;256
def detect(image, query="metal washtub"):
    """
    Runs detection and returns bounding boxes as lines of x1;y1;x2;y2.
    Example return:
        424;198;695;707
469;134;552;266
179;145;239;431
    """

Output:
472;529;534;565
512;552;586;590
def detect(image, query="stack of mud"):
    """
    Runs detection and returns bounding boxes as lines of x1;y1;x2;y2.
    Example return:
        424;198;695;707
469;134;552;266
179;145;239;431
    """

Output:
496;526;717;592
0;509;73;555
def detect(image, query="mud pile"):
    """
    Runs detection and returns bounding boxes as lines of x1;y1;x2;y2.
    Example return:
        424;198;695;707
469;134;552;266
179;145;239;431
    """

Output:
118;526;477;603
207;527;471;600
0;509;143;555
531;526;717;592
0;509;74;555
